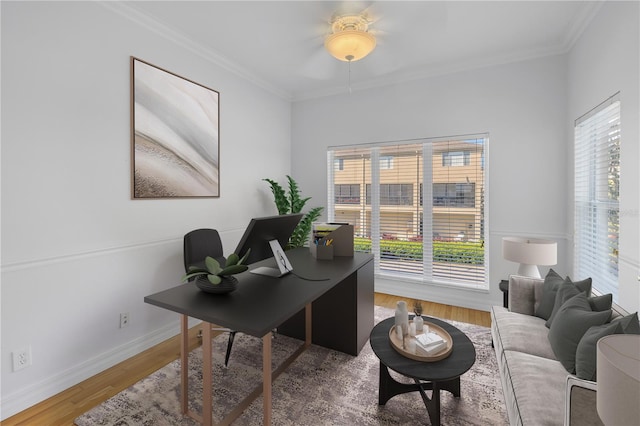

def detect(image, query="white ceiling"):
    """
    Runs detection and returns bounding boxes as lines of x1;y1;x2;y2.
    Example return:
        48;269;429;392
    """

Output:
117;1;603;101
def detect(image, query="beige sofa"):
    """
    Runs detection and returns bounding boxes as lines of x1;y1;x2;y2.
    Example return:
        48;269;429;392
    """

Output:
491;275;606;426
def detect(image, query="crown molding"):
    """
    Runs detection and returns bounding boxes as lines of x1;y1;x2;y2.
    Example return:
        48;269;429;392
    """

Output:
292;45;568;102
100;1;601;104
293;1;603;102
99;1;292;101
562;0;605;51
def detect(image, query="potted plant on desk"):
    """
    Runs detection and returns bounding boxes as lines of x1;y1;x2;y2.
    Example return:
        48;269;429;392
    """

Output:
263;175;323;249
182;250;251;294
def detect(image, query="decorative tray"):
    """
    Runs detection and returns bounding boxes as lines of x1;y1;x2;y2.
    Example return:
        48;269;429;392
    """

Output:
389;320;453;362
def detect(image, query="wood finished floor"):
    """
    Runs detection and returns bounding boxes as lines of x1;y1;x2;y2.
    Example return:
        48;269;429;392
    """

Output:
2;293;490;426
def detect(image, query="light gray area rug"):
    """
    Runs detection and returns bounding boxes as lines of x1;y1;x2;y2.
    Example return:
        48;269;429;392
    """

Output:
75;307;507;425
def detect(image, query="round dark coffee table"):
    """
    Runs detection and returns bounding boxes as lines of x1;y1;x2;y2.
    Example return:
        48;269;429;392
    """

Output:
370;316;476;426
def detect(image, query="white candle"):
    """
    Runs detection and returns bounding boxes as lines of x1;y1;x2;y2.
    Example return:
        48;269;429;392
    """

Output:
396;325;403;340
408;339;416;353
409;322;416;337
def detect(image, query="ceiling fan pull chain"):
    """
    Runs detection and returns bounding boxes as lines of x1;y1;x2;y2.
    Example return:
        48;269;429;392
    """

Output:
347;58;353;94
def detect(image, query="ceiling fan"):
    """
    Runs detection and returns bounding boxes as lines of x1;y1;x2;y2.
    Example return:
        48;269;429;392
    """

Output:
300;1;448;85
299;4;389;82
324;13;377;62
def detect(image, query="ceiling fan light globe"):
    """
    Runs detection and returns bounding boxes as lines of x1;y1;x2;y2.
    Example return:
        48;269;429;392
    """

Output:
324;30;376;62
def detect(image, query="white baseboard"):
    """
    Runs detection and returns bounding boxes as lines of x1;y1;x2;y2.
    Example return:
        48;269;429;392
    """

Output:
0;319;198;421
375;278;495;312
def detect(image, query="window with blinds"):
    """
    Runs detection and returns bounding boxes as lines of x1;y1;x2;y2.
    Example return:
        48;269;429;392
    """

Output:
574;94;620;301
327;136;487;287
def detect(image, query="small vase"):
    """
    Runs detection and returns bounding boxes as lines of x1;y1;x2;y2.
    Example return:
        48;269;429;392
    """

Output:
414;314;424;333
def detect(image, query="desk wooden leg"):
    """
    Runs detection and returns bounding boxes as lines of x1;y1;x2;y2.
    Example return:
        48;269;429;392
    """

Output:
263;333;272;426
202;322;213;426
180;315;189;415
181;305;313;426
262;303;310;425
305;303;312;347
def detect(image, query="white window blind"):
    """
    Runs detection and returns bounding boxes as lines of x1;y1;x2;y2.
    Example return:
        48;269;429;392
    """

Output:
328;136;487;287
574;94;620;300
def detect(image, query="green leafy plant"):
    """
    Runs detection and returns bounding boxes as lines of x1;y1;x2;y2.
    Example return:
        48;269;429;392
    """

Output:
353;237;485;265
182;250;251;285
263;175;323;249
413;301;423;316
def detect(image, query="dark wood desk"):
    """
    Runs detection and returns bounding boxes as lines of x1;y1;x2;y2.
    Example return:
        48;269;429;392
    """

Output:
144;248;373;426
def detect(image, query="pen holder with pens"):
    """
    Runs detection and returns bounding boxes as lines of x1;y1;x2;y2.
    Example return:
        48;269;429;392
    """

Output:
310;223;354;260
310;242;334;260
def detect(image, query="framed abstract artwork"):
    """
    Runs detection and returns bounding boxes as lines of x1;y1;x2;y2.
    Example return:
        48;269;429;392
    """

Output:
131;57;219;198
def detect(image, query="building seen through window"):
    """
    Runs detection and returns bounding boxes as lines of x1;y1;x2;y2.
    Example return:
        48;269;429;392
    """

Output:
328;136;486;287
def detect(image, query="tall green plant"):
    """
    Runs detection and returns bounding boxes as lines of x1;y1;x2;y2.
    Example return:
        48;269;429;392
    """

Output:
263;176;323;249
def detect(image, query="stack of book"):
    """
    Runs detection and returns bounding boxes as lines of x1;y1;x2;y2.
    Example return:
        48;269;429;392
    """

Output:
415;332;447;355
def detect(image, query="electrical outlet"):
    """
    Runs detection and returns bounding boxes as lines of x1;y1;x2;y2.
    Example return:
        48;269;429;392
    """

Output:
12;346;32;372
120;312;130;328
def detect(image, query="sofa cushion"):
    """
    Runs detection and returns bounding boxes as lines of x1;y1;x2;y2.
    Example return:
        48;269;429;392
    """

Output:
535;270;592;321
548;293;610;373
508;276;544;316
575;322;623;381
492;307;556;360
501;349;568;425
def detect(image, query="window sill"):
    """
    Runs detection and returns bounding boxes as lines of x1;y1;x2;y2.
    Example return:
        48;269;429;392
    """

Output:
375;271;489;292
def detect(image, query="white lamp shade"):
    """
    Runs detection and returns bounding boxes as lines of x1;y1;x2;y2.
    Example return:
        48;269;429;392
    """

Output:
597;334;640;425
502;237;557;278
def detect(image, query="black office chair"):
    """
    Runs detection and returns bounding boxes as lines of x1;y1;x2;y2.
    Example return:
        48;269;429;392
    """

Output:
183;228;237;367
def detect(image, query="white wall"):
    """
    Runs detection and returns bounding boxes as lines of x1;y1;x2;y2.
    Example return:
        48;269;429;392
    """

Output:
567;1;640;313
1;2;290;418
292;55;570;311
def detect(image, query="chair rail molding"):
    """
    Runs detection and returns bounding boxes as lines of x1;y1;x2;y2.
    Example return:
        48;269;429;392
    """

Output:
1;237;182;272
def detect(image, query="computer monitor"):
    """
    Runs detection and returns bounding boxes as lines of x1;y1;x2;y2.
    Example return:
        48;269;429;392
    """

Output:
234;213;303;265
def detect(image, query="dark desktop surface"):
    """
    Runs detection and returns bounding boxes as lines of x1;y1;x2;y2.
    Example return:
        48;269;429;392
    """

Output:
145;248;373;338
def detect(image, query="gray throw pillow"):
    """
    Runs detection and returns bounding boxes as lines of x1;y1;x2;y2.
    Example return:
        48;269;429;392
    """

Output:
535;269;565;320
546;284;581;327
568;277;592;296
548;293;610;373
614;312;640;334
588;293;613;313
575;322;622;381
536;270;593;321
546;290;612;328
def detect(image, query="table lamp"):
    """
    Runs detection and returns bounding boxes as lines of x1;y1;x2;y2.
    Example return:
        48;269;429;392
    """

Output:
502;237;557;278
596;334;640;425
